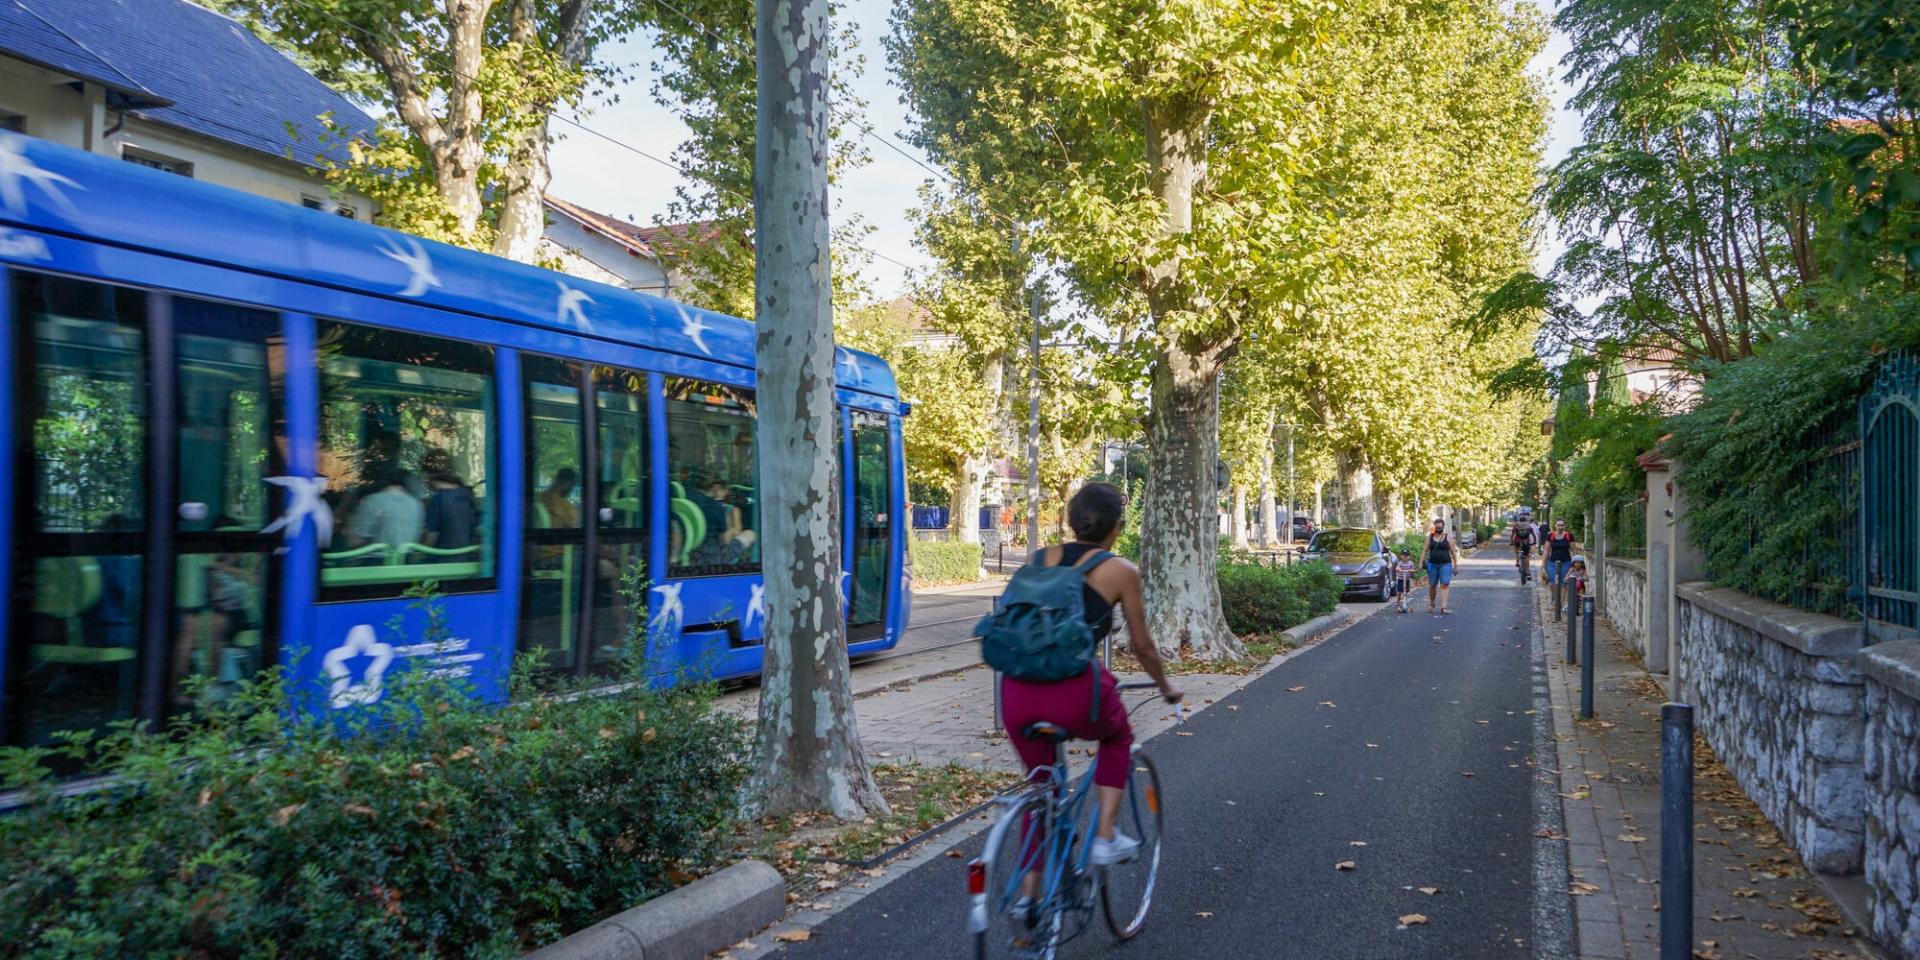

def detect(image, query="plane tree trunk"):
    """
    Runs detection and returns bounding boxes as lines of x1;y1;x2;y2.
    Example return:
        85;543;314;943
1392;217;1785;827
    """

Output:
1336;446;1376;529
745;0;886;820
1137;92;1241;660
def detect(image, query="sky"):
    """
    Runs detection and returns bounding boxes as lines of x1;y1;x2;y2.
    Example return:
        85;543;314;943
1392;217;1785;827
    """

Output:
547;0;1587;303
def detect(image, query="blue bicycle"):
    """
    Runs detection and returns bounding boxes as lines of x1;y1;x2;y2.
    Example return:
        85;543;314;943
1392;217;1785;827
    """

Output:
967;681;1173;959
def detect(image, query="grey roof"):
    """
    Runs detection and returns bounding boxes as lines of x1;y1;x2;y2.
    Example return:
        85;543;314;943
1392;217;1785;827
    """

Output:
0;0;375;165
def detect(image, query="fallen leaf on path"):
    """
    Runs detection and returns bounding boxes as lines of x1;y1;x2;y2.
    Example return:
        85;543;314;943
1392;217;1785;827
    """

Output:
1418;887;1440;895
1319;701;1338;707
1349;841;1368;847
774;930;812;942
1618;834;1648;843
1398;913;1428;926
1175;731;1194;737
945;849;963;858
1288;686;1306;692
1195;911;1214;918
1365;742;1379;748
1570;882;1600;895
1535;829;1567;840
1335;860;1356;871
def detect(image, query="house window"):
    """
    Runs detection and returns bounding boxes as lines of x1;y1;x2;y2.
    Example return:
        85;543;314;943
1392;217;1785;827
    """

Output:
301;195;356;220
0;112;23;133
121;148;193;178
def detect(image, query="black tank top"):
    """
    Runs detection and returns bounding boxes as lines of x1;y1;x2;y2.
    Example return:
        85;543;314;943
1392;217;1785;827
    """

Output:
1058;542;1116;640
1547;531;1574;561
1428;533;1453;564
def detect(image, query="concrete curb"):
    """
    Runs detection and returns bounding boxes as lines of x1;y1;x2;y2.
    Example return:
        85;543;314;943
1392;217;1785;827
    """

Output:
1280;610;1349;646
523;860;785;960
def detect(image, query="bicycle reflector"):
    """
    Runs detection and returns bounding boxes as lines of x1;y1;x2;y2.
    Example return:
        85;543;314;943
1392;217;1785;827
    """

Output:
967;859;987;895
1146;785;1160;814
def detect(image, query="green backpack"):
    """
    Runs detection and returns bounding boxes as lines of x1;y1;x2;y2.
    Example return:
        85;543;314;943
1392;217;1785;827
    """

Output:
974;548;1113;682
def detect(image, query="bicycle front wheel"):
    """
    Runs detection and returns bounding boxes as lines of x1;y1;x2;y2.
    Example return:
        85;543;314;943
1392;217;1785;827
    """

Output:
974;792;1061;960
1101;750;1165;939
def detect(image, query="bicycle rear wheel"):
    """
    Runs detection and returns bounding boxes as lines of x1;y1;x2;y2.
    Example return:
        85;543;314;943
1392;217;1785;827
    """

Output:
973;792;1063;960
1100;750;1165;939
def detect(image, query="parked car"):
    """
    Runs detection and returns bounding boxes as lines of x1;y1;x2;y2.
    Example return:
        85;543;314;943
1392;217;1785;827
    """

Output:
1290;515;1316;542
1302;527;1396;602
1458;528;1478;548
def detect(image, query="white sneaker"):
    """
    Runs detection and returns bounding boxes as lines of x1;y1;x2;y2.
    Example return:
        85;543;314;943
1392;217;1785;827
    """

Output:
1090;832;1141;865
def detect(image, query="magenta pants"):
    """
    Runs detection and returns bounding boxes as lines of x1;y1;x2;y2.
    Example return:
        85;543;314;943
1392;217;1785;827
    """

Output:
1001;665;1134;789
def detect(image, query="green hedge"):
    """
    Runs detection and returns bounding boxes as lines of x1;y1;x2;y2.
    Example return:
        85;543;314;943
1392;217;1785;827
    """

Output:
0;643;749;957
1216;561;1344;636
911;539;983;584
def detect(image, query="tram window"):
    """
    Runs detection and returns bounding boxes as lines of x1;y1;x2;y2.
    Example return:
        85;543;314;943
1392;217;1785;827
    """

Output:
12;273;148;744
665;378;759;577
316;322;495;595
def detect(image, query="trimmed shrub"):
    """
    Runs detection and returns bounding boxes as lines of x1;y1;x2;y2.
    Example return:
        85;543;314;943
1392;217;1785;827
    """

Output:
0;637;749;957
1216;561;1343;636
911;539;983;584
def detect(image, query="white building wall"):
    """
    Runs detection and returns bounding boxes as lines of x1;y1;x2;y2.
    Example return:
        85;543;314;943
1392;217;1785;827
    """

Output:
0;57;371;218
540;214;673;297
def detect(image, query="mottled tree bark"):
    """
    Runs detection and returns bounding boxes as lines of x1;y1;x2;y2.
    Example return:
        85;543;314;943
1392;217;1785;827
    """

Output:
1138;93;1240;660
1336;446;1376;529
1375;488;1406;535
746;0;886;820
1231;485;1250;549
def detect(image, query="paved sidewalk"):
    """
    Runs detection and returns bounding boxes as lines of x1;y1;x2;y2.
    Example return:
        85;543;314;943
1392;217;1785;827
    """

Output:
1532;581;1878;959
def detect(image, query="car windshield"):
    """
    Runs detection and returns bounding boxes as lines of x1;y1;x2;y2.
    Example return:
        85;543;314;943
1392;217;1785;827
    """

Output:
1308;531;1376;553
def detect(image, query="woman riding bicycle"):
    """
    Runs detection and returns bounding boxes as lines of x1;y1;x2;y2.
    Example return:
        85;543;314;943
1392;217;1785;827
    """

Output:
1000;483;1183;866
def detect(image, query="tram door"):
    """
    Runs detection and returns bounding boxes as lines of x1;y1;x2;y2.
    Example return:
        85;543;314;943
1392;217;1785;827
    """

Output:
846;410;891;641
5;273;280;747
517;358;648;676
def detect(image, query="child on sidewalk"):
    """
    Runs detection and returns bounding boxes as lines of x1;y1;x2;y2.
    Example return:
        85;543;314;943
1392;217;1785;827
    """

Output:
1568;555;1589;602
1394;549;1416;613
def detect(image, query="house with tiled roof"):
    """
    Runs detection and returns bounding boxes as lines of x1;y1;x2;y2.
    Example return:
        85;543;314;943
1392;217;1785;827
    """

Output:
0;0;378;217
540;194;713;298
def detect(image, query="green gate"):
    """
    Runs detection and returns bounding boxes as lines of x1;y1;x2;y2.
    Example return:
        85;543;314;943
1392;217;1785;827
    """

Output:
1861;354;1920;634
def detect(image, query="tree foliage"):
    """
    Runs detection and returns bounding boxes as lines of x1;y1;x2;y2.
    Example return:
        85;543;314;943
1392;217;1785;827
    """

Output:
219;0;639;260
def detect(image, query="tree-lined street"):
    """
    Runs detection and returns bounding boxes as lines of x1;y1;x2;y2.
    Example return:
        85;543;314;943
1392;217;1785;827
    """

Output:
769;548;1553;960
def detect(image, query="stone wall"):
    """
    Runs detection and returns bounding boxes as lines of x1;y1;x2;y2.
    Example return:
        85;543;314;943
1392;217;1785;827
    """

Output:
1862;640;1920;959
1602;557;1647;654
1675;582;1868;874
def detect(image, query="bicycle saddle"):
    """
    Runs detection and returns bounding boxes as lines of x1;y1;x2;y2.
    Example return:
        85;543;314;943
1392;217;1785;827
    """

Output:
1022;721;1073;743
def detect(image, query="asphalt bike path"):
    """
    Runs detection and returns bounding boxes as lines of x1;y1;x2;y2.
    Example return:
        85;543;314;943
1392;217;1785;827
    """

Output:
770;550;1547;959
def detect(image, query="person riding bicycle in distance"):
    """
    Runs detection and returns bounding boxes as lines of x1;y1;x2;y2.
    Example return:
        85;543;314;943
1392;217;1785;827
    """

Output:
993;483;1184;867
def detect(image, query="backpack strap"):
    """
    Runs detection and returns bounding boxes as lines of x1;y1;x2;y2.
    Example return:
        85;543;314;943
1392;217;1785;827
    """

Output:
1071;548;1113;570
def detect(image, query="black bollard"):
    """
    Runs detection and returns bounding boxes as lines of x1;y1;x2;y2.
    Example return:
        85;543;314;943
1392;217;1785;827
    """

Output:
1566;584;1579;663
1660;703;1694;960
1580;596;1596;719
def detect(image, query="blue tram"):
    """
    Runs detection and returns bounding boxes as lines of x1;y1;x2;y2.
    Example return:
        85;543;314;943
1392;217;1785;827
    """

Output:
0;133;907;747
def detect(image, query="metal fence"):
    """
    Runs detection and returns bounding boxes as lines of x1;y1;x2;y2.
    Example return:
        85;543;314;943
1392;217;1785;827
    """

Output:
1606;498;1647;559
1695;418;1861;620
1861;354;1919;631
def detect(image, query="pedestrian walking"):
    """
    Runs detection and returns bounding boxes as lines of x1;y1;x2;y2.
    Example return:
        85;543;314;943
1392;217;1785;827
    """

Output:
1543;518;1575;610
1417;517;1460;615
1394;549;1416;613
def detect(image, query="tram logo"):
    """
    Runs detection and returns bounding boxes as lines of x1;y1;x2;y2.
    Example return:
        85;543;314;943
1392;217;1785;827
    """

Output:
557;281;595;332
323;624;394;709
837;348;863;384
648;582;685;636
675;302;713;355
261;476;335;548
377;235;442;297
0;228;51;261
746;582;766;632
0;136;83;217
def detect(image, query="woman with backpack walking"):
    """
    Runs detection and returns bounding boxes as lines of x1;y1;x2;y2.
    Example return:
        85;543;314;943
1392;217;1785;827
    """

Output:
980;482;1184;866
